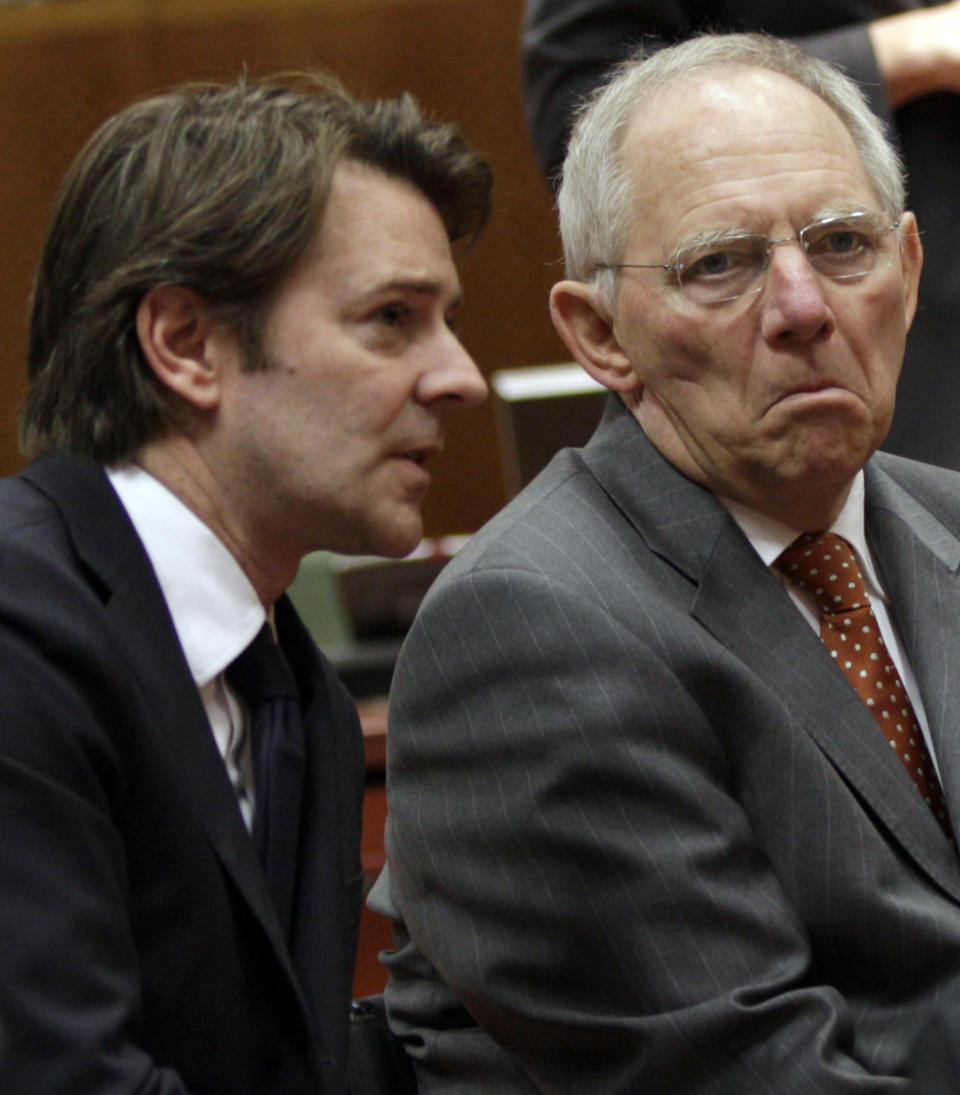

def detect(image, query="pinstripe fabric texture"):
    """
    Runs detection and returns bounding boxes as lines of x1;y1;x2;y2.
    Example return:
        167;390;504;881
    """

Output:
375;398;960;1094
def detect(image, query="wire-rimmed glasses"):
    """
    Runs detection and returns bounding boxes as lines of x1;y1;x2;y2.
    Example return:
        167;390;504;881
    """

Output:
594;211;902;307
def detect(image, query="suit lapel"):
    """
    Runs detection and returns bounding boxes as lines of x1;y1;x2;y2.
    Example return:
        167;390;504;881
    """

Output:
109;576;304;983
21;454;307;1001
865;462;960;840
583;405;960;898
693;519;960;897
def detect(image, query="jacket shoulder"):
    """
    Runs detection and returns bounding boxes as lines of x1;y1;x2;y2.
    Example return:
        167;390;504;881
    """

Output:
869;451;960;537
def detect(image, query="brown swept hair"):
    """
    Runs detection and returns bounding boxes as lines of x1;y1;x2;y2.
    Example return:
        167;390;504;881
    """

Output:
22;72;492;463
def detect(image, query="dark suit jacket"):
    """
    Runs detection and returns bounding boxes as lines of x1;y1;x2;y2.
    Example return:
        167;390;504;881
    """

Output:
376;397;960;1092
0;452;365;1094
521;0;960;471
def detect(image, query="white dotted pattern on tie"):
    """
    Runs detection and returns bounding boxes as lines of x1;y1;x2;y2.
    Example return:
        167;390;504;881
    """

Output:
776;532;952;838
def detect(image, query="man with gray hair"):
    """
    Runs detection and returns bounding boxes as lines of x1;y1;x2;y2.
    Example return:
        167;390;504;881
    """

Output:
373;33;960;1092
0;73;490;1093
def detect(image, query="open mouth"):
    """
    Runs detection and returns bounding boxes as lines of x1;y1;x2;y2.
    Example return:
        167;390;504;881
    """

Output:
398;445;440;466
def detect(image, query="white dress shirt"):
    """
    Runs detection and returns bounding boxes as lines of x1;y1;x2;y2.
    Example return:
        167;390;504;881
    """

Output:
721;471;940;773
107;464;266;827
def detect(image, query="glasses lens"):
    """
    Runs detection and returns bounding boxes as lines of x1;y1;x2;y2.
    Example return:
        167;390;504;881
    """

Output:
676;236;767;305
801;215;894;281
649;214;898;307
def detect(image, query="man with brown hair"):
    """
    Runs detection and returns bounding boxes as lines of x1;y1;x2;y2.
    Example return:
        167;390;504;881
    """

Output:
0;73;490;1094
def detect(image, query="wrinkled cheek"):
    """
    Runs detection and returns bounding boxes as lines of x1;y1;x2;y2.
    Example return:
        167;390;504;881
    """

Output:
656;361;754;438
855;337;903;433
873;355;901;409
625;310;756;422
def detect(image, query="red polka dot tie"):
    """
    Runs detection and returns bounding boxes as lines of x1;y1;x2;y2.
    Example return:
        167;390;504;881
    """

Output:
776;531;953;838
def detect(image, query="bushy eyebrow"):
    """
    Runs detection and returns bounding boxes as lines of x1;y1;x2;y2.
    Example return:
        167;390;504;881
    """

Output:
670;227;759;266
809;204;883;225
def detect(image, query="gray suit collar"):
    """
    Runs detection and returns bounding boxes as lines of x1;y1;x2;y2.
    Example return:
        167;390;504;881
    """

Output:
583;408;960;896
581;396;731;587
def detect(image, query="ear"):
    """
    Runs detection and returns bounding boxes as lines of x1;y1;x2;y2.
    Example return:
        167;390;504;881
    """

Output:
897;211;923;330
549;280;641;394
136;286;225;411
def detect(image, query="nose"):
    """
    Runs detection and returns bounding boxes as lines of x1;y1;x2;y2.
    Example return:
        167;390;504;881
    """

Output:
418;328;488;408
759;241;836;345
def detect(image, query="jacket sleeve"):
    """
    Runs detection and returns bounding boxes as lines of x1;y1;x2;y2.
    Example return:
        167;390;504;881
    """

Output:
0;535;194;1094
521;0;892;183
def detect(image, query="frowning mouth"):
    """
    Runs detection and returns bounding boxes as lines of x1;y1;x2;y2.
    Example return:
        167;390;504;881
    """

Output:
777;380;850;402
763;380;862;418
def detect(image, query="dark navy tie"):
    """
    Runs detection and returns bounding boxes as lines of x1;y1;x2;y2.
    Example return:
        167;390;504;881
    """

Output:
226;624;307;936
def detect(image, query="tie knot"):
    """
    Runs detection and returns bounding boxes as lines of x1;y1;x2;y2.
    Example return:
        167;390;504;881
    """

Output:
226;625;299;703
775;531;869;615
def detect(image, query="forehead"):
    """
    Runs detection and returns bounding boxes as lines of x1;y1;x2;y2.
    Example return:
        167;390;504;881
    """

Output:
302;161;459;301
620;67;878;241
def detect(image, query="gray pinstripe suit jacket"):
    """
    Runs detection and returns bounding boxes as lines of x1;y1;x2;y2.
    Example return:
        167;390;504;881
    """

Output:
374;396;960;1093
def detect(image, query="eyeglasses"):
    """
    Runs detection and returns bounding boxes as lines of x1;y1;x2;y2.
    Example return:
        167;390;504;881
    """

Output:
594;211;902;307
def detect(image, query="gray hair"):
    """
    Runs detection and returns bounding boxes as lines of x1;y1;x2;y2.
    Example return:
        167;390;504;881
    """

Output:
557;33;906;307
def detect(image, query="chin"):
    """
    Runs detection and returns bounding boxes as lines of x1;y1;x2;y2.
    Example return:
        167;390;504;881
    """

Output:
365;512;424;560
779;417;876;473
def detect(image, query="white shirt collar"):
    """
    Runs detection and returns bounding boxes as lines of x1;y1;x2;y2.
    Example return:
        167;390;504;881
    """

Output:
107;464;265;685
720;471;887;600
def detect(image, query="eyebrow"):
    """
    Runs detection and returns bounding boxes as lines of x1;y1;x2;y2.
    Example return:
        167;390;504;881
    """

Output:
367;275;463;307
670;206;884;264
809;203;884;224
670;226;757;264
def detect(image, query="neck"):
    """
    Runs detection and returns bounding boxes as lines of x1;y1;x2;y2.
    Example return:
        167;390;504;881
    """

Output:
749;490;851;535
752;464;860;533
135;436;297;608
